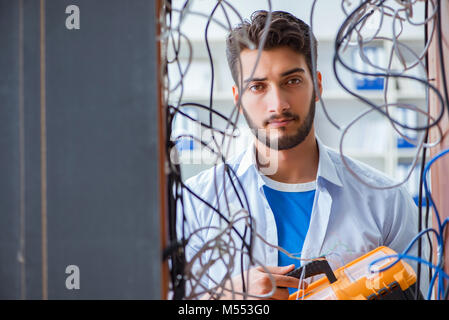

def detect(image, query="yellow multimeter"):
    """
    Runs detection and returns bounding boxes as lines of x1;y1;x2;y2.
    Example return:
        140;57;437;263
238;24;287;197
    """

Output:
286;246;423;300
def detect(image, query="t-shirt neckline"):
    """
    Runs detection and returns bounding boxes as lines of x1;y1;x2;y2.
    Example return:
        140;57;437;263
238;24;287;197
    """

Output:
260;174;317;192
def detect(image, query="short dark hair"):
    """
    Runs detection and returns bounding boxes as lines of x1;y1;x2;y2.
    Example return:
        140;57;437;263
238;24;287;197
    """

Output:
226;10;318;85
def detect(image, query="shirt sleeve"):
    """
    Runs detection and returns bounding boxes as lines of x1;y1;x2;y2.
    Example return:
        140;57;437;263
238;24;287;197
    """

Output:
384;185;430;297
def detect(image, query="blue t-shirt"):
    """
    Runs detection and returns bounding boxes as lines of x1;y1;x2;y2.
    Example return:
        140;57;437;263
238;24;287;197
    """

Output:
262;175;316;294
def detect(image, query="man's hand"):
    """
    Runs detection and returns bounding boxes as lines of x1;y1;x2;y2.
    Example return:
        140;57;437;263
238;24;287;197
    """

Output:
219;264;306;300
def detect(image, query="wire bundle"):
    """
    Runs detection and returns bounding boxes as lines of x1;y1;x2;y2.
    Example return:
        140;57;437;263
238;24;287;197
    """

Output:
161;0;449;300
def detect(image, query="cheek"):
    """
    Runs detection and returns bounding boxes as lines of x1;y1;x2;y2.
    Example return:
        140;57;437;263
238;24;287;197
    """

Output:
241;95;258;112
292;89;314;109
241;100;264;126
242;93;267;114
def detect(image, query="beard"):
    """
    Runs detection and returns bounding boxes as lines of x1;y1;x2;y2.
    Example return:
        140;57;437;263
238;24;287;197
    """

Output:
241;94;316;151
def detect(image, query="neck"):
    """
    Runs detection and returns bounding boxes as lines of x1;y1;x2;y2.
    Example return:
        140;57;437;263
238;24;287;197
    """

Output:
255;130;319;184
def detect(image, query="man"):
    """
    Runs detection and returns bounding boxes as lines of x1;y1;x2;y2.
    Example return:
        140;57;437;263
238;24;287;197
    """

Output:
177;10;424;300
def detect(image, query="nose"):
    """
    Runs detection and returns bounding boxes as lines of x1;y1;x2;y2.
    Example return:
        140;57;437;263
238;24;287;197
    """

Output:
267;85;290;114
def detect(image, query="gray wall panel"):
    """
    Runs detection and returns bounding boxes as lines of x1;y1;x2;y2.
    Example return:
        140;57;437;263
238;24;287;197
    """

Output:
0;0;162;299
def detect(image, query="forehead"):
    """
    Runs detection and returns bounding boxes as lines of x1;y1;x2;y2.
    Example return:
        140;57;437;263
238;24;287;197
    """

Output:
239;46;309;79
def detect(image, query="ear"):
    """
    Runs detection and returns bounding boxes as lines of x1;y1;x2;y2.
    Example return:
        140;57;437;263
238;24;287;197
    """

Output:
315;71;323;101
232;85;243;114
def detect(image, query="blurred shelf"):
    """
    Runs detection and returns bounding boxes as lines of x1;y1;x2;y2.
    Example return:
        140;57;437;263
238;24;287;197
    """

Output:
322;90;386;100
397;147;430;160
396;91;426;100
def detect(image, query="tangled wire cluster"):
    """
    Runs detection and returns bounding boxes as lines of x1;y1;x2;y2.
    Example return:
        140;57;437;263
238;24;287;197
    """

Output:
160;0;449;300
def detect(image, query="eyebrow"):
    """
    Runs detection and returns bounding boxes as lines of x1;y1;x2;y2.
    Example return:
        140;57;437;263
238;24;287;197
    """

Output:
243;67;306;83
281;67;306;77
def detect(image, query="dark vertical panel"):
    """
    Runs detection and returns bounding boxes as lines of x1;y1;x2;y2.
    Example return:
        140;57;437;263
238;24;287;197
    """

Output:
0;0;161;299
0;0;43;300
0;0;21;300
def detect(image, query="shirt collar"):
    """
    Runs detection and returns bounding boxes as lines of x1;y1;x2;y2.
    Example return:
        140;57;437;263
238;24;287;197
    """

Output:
315;136;343;187
235;136;343;188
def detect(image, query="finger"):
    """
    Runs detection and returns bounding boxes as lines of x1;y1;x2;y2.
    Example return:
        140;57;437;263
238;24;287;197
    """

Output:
272;274;302;289
263;264;296;275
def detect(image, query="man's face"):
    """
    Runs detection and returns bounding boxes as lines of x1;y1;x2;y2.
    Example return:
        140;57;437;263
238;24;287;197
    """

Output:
232;46;322;150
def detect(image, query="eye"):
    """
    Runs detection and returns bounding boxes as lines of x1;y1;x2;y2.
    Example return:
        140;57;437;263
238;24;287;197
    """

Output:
286;78;302;86
249;83;265;92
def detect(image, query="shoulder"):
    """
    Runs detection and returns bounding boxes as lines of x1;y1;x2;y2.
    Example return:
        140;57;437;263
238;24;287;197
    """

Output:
180;150;248;230
325;146;397;188
184;149;246;195
323;145;415;208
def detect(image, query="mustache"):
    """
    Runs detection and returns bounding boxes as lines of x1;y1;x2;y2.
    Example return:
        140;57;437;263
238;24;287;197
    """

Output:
263;111;300;126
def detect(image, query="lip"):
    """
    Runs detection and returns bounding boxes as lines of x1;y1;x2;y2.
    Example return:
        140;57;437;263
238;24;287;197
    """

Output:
268;118;293;128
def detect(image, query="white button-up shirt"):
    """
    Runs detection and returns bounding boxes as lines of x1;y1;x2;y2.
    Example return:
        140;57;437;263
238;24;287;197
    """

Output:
178;137;427;298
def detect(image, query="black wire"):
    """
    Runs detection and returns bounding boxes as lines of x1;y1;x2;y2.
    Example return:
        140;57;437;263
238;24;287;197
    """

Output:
416;130;428;299
218;2;262;298
163;1;196;300
415;0;430;300
162;0;186;300
166;123;254;299
200;1;264;298
166;101;186;299
170;103;239;136
167;129;252;247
